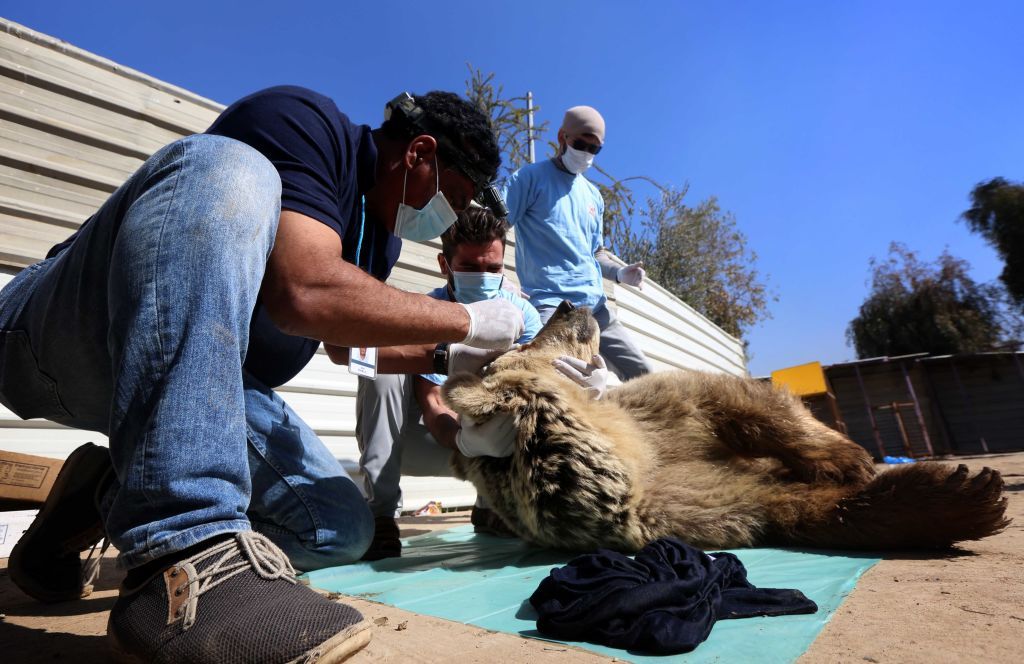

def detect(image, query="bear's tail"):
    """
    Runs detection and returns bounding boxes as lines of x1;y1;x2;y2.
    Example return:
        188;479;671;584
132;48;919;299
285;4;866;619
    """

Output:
793;463;1009;550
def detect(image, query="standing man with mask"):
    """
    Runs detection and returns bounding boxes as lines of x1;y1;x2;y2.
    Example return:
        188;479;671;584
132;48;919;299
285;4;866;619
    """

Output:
348;207;543;559
0;86;522;663
503;105;654;380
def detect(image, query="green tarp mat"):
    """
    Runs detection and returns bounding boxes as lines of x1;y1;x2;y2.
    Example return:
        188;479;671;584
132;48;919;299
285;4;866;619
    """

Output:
306;525;879;663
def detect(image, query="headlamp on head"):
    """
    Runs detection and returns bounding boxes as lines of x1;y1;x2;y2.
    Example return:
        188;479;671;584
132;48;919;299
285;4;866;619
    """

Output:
383;92;424;127
384;92;508;219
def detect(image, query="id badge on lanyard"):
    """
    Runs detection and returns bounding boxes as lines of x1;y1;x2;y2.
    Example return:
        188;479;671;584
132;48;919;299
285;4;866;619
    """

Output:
348;347;377;380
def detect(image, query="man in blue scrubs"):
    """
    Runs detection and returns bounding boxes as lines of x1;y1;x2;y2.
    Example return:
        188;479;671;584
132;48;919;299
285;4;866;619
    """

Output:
351;206;542;559
0;86;523;662
503;105;654;379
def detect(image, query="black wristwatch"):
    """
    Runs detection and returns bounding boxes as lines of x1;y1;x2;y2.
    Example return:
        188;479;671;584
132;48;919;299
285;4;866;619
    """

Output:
433;343;449;375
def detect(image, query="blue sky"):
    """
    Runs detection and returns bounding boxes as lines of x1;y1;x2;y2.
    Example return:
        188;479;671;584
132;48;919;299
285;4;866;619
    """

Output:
5;1;1022;375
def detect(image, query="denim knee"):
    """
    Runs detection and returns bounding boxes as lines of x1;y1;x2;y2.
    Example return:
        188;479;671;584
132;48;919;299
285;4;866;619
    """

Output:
322;500;375;564
175;134;282;246
286;500;375;571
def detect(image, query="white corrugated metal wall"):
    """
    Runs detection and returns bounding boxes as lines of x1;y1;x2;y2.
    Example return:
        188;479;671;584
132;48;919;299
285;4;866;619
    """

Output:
0;18;746;509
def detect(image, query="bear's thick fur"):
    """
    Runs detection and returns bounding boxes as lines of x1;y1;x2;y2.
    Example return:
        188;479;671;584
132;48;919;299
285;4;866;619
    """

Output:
443;302;1009;552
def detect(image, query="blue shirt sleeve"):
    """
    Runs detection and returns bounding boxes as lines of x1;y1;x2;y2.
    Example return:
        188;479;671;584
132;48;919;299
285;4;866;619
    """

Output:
502;167;529;228
593;184;605;254
419;372;447;387
517;298;543;344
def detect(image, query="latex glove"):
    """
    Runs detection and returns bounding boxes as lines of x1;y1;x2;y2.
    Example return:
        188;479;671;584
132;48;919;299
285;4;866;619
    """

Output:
456;413;517;458
447;343;517;376
552;354;609;400
461;299;525;349
500;278;530;299
616;262;645;289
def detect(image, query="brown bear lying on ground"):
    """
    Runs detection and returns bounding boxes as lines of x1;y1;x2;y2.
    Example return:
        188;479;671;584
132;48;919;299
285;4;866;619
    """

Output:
443;302;1009;552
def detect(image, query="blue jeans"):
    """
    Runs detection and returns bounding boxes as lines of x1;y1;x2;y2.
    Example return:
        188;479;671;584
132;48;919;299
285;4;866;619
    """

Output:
0;134;372;571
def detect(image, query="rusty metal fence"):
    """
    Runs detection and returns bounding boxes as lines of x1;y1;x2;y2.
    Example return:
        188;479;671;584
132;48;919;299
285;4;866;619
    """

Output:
822;352;1024;459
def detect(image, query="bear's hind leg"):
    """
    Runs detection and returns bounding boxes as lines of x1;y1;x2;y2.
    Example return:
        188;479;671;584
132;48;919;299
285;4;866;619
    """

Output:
694;373;876;486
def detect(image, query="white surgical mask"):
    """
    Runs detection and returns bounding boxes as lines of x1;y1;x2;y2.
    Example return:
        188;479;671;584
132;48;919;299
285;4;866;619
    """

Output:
561;145;595;174
393;157;458;241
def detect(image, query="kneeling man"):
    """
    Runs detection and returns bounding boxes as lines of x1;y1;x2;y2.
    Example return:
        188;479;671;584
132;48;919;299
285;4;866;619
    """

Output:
353;207;542;558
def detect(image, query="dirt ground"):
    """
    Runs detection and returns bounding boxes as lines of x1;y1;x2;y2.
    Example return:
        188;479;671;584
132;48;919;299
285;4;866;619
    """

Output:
1;453;1021;663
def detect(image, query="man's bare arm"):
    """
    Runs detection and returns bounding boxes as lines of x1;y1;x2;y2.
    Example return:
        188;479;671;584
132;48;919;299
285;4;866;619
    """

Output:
413;376;460;450
261;211;470;347
323;343;435;374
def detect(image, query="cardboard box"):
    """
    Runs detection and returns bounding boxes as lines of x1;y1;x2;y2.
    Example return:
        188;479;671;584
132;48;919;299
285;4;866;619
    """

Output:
0;450;63;504
0;509;37;557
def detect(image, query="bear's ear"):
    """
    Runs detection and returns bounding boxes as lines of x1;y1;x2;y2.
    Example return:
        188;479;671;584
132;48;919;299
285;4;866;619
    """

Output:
443;370;540;418
442;373;500;419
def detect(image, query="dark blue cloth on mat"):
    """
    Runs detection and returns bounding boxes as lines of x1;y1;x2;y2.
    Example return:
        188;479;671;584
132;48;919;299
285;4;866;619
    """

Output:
529;537;818;654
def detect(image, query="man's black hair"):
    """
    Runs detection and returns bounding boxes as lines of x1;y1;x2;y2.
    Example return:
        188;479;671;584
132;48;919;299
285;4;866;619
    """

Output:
440;206;508;261
381;91;501;186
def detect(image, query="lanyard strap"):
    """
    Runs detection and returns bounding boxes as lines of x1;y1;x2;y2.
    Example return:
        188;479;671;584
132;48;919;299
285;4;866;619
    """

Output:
354;196;376;274
355;195;366;267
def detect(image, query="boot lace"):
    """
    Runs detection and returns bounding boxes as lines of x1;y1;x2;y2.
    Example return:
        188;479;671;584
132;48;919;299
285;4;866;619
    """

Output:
80;537;111;592
178;531;297;629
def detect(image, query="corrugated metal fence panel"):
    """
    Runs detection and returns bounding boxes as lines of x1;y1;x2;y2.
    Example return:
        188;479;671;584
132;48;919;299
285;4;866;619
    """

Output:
824;354;1024;459
0;17;747;510
920;355;1024;455
0;19;224;269
920;360;991;456
827;363;937;458
611;280;746;376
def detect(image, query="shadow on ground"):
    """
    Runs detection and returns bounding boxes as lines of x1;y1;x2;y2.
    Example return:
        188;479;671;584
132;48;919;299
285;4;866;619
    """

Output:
0;621;109;662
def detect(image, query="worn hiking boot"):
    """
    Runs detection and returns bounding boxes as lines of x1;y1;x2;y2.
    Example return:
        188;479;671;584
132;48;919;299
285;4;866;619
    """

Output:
9;442;113;603
360;515;402;561
107;531;372;663
471;505;517;538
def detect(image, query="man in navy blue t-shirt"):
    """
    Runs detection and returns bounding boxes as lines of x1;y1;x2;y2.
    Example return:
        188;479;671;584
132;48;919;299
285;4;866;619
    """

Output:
0;85;523;662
